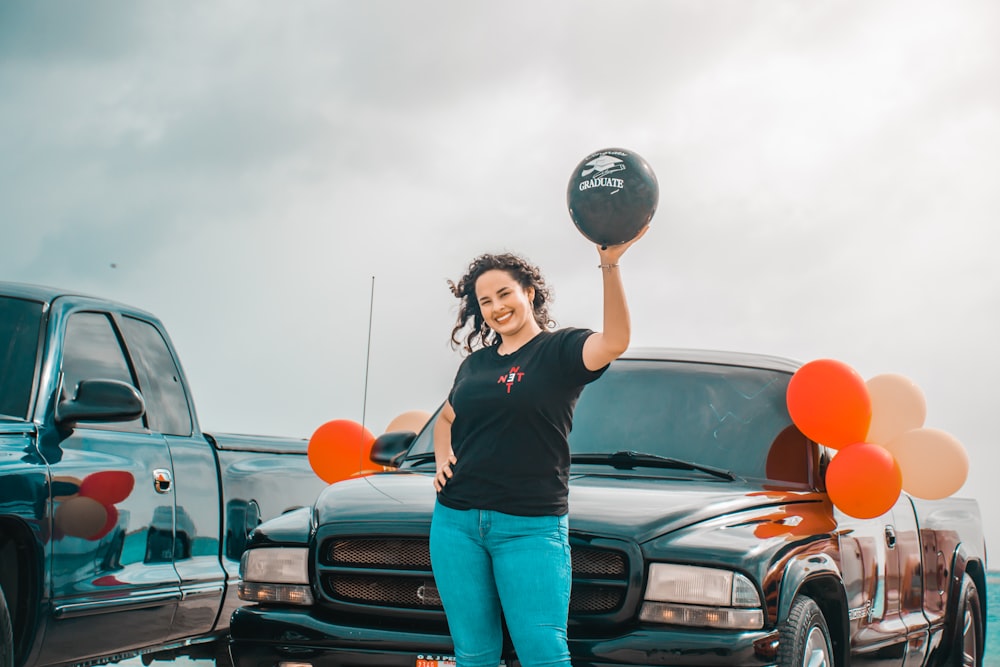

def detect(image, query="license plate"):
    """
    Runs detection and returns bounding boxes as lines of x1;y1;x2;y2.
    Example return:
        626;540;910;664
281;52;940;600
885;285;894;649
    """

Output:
416;656;506;667
416;656;455;667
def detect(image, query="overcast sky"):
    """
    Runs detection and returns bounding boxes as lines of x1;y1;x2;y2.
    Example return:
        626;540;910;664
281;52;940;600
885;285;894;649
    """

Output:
2;0;997;556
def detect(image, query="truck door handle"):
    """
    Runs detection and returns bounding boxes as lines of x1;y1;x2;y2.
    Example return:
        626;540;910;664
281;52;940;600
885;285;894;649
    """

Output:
153;469;172;494
885;525;897;549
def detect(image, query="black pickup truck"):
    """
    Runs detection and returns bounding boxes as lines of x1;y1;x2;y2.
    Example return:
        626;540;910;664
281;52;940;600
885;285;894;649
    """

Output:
0;282;329;667
228;349;987;667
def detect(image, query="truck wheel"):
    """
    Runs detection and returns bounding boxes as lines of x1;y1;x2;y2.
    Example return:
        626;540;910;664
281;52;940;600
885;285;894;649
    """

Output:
947;575;983;667
214;640;235;667
778;596;832;667
1;585;13;667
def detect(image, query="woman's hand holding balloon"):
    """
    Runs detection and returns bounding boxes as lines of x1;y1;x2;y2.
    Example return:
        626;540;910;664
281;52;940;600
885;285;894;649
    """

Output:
597;225;649;262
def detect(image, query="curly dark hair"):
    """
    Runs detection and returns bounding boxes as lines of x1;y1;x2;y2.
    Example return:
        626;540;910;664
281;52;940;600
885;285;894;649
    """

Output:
448;252;555;353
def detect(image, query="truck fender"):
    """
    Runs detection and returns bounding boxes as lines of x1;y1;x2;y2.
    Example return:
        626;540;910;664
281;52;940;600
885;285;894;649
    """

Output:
775;552;850;664
247;506;313;548
0;518;46;667
942;543;986;659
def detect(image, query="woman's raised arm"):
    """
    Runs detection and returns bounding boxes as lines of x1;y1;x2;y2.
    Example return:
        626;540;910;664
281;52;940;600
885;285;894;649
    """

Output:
582;226;648;371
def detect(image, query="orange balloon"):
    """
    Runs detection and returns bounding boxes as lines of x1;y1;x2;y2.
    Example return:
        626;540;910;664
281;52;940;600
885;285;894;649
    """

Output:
754;519;794;540
384;409;432;435
764;424;812;485
865;374;927;444
882;427;968;500
79;470;135;505
91;505;119;540
308;419;379;484
753;506;836;540
825;443;901;519
787;359;871;449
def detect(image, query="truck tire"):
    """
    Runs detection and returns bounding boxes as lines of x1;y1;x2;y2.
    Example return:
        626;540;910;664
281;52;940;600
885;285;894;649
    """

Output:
214;640;235;667
777;596;832;667
1;584;13;667
946;574;983;667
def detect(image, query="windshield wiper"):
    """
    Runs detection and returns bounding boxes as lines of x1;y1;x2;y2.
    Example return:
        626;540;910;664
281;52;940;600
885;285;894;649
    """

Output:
570;450;736;481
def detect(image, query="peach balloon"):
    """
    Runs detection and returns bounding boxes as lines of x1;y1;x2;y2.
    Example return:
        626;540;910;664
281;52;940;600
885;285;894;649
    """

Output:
51;475;83;501
384;410;432;435
865;374;927;444
825;443;901;519
882;427;968;500
55;496;108;539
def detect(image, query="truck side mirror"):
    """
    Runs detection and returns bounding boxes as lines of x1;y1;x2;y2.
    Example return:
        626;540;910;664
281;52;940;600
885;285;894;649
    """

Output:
56;379;146;426
369;431;416;467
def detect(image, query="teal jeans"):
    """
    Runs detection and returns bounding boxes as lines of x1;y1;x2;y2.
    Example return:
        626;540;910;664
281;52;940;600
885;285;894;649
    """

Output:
429;501;572;667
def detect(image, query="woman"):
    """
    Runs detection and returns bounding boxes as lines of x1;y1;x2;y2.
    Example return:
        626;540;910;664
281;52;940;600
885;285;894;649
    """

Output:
429;229;646;667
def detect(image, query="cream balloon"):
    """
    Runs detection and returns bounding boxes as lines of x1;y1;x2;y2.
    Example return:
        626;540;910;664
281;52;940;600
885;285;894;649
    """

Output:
384;410;432;435
865;373;927;444
55;496;108;539
882;427;968;500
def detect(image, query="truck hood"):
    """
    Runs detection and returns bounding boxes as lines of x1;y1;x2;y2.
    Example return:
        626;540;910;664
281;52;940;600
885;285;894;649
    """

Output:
314;470;824;543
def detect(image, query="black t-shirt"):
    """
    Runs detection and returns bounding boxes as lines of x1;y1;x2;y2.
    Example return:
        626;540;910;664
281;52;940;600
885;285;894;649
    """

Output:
437;327;608;516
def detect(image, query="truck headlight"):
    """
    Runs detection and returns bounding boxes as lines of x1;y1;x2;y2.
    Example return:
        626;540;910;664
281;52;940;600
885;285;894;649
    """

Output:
238;548;313;605
639;563;763;630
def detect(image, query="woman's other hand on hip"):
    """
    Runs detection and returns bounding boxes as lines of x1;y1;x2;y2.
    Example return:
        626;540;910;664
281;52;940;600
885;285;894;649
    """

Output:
434;455;457;492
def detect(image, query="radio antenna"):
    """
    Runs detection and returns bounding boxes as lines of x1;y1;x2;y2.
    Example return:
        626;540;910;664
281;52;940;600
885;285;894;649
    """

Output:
360;275;375;441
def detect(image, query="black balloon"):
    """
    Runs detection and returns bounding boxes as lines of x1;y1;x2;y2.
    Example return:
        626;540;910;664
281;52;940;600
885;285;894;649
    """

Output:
567;148;658;246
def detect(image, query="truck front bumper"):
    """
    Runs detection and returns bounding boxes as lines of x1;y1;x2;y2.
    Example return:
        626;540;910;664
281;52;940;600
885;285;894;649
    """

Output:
230;605;782;667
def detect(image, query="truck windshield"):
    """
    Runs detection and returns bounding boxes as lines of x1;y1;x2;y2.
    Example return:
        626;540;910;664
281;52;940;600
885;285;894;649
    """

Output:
0;296;44;421
402;359;813;486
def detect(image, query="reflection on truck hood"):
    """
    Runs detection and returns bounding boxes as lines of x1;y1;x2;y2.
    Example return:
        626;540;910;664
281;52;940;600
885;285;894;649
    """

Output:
314;470;822;543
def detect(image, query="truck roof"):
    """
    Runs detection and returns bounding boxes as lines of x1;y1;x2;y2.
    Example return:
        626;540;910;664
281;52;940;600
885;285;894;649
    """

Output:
0;281;157;320
0;280;101;303
621;347;802;373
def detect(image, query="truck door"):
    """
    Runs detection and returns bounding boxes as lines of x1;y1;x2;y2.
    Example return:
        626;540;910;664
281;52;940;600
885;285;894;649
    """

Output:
118;315;225;642
889;496;929;666
838;495;924;667
38;310;180;664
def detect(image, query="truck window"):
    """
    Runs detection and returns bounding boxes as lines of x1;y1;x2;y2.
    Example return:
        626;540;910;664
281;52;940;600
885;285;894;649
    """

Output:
61;311;145;430
120;315;193;436
403;359;813;487
569;360;805;484
0;296;44;420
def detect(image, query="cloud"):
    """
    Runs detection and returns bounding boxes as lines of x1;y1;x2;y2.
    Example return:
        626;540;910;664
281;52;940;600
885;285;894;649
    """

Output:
1;0;997;556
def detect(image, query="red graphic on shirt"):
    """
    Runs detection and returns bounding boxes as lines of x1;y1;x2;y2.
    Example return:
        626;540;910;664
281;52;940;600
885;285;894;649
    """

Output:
498;366;525;394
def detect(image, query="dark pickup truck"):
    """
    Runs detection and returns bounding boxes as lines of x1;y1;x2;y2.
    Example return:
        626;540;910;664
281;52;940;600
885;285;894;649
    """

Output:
0;282;329;667
229;349;987;667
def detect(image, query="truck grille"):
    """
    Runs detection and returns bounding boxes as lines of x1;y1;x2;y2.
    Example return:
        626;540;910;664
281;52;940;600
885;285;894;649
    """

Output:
318;536;629;615
327;537;430;570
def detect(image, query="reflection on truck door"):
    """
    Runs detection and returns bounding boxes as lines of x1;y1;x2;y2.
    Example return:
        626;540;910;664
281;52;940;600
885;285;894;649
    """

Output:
40;311;180;662
119;315;227;641
839;494;924;665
